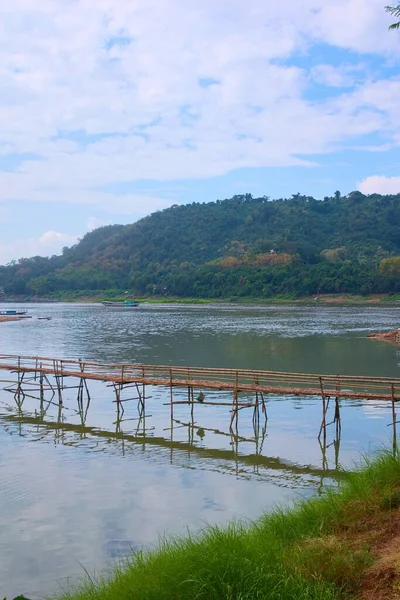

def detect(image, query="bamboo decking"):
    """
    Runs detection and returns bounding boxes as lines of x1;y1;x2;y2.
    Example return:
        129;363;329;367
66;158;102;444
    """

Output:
0;353;399;400
0;353;400;442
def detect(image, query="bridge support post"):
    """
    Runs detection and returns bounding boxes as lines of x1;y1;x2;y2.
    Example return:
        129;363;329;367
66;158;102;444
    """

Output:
135;382;145;416
188;385;194;424
260;392;267;422
53;360;63;407
169;369;174;424
334;397;341;438
15;368;25;409
318;377;328;442
76;360;91;426
230;371;239;434
253;391;260;431
334;377;341;438
39;366;44;413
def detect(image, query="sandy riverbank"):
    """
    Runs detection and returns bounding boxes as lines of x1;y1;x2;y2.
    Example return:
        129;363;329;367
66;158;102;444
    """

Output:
368;329;400;345
0;315;29;322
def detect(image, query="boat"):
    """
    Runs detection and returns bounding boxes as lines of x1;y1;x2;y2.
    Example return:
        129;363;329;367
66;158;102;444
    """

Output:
0;309;27;316
101;301;139;307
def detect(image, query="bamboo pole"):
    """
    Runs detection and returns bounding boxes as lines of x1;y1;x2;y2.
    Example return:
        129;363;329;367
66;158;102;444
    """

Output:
2;352;400;401
318;377;326;441
1;366;398;401
169;368;174;422
3;353;400;383
335;376;341;437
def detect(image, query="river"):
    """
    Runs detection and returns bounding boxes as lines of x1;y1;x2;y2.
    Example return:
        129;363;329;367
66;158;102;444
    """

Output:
0;302;399;598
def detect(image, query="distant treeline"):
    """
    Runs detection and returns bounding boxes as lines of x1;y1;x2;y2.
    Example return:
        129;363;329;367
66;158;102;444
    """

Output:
1;191;400;298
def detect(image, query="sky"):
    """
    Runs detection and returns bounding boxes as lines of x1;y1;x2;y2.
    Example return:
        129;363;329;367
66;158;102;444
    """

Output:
0;0;399;264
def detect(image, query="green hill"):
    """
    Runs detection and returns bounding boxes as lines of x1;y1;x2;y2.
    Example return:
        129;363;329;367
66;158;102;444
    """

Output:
1;191;400;299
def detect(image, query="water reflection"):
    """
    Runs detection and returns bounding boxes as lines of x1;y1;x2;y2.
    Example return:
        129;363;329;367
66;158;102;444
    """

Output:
0;303;399;598
0;402;342;482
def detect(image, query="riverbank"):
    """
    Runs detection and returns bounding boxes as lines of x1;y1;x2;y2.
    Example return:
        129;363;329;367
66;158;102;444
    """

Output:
0;315;28;322
369;329;400;345
54;451;400;600
1;293;400;305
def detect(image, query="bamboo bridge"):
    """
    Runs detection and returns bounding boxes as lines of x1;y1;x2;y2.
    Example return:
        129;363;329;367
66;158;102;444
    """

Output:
0;353;399;444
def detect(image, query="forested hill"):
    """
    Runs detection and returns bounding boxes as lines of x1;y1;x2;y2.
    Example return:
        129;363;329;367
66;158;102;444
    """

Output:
1;191;400;299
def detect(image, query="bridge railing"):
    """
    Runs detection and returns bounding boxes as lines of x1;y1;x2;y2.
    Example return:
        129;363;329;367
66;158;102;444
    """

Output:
0;354;399;400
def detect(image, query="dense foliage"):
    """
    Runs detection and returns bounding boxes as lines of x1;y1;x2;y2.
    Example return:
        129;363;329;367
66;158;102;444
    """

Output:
1;191;400;299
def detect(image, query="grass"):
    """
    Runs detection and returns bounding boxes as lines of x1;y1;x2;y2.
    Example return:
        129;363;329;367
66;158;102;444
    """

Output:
53;450;400;600
3;292;400;305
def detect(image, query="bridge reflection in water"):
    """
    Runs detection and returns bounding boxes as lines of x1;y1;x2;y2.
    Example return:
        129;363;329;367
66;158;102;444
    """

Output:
1;352;399;489
0;393;344;490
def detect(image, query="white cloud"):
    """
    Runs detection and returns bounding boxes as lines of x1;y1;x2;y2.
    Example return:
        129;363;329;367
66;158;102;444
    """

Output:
0;230;79;264
358;175;400;195
309;0;396;53
0;0;398;215
87;216;107;231
310;64;359;88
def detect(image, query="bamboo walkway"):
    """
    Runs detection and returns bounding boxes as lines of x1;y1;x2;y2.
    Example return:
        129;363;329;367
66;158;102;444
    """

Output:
0;353;399;441
0;354;399;400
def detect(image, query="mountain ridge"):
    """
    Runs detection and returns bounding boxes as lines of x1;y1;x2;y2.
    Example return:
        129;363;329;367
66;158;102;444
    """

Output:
1;191;399;298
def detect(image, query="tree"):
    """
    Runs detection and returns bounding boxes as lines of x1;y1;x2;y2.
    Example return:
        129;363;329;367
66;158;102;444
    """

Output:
386;4;400;29
379;256;400;277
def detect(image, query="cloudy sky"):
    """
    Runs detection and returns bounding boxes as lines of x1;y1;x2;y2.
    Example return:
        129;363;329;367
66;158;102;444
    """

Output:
0;0;399;264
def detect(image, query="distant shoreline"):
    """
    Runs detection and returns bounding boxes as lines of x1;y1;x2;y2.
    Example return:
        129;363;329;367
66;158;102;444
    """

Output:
0;293;399;305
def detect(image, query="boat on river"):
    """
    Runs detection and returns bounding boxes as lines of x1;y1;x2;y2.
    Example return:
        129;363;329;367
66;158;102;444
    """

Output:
101;301;139;308
0;309;27;316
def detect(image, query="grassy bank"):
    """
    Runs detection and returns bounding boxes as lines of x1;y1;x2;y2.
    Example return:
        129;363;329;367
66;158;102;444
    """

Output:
55;451;400;600
2;292;400;305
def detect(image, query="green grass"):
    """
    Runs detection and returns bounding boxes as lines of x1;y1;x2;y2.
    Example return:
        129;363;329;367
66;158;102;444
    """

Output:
52;450;400;600
4;291;400;305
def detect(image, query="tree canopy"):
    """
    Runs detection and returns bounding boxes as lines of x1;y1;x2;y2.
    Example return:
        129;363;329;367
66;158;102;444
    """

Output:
1;192;400;300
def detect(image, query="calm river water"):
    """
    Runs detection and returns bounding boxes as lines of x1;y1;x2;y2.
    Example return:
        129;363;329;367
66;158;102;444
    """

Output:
0;302;400;598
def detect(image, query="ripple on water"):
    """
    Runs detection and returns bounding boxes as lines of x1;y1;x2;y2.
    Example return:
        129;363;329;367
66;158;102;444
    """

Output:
0;302;399;599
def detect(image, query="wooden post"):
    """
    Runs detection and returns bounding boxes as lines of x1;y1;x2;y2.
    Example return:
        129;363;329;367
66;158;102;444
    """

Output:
234;389;239;432
80;361;91;404
60;360;64;391
234;370;239;432
169;368;174;423
39;363;44;413
318;377;326;441
253;391;259;429
189;385;194;423
53;359;63;407
229;397;236;431
334;376;341;438
114;383;122;432
15;356;22;408
77;379;83;412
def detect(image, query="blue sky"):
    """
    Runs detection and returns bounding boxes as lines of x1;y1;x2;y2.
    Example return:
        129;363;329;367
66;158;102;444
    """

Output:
0;0;399;264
